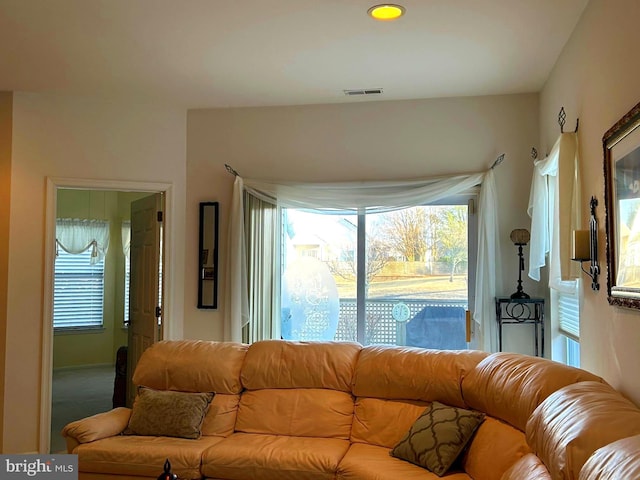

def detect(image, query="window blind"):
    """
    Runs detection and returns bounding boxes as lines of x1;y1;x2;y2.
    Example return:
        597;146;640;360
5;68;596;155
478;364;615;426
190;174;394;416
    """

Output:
54;248;105;328
124;256;130;325
558;289;580;339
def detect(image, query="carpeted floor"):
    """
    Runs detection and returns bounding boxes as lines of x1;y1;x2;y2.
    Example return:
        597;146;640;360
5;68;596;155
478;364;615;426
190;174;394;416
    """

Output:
51;364;115;453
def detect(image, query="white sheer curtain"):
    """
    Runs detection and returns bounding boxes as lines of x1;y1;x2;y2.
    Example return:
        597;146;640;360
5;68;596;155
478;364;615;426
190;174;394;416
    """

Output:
528;133;581;292
56;218;110;264
227;169;502;351
475;169;503;351
226;176;249;343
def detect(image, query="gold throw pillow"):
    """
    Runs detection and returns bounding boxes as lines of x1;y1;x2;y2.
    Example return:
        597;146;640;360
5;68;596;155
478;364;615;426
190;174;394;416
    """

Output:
124;387;214;439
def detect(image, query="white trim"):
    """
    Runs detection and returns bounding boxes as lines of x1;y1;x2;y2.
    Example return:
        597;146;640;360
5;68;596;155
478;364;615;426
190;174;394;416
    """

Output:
40;176;177;453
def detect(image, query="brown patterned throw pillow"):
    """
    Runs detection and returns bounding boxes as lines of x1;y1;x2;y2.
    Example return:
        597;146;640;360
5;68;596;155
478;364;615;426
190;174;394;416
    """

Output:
124;387;214;439
390;401;485;476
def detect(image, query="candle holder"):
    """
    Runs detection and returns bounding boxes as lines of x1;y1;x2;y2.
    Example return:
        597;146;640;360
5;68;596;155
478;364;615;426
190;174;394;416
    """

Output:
510;229;531;299
571;196;600;291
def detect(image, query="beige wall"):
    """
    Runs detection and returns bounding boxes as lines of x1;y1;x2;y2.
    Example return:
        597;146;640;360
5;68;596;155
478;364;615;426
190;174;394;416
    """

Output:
0;91;13;452
186;94;542;342
540;0;640;405
4;92;187;453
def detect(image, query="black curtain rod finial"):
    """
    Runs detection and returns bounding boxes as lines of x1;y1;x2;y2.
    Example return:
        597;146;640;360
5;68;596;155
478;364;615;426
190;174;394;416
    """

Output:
225;164;239;177
558;106;567;133
491;153;505;170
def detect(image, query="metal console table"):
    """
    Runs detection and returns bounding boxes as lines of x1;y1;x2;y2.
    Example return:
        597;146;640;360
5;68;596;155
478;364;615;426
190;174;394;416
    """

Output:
495;297;545;357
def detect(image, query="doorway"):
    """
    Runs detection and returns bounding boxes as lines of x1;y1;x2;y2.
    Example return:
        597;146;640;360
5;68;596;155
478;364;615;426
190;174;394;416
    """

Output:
41;178;173;454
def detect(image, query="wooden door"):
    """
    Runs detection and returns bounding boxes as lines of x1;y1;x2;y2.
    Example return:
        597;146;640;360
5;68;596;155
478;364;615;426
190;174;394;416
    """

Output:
127;193;163;406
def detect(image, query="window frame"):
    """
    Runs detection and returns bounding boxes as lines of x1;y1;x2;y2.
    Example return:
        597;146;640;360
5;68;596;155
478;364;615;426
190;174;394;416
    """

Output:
281;193;478;345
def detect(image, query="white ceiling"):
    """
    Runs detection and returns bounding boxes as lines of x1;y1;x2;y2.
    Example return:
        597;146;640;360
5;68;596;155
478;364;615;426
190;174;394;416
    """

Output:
0;0;589;109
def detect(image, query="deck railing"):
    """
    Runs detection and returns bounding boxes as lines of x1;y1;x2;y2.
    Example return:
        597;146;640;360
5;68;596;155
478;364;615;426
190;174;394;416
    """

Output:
334;298;468;345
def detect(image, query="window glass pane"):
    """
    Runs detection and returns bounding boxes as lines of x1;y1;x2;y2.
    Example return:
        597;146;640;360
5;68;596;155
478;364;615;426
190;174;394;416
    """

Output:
54;248;104;328
365;205;469;347
281;203;472;346
566;336;580;367
281;210;356;341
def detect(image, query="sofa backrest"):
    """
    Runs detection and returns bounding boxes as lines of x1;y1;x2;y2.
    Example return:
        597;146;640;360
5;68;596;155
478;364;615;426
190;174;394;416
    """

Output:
349;346;488;448
461;352;604;431
526;381;640;480
132;339;249;436
235;340;361;439
133;339;248;393
579;433;640;480
240;339;361;391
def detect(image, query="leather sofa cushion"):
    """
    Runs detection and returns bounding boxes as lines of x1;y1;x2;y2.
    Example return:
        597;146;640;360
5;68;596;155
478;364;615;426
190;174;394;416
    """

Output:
236;388;353;439
336;443;471;479
499;454;551;480
462;416;531;480
351;397;429;448
241;340;361;391
74;434;223;479
201;432;350;480
526;381;640;480
579;434;640;480
462;352;604;431
132;340;248;394
201;393;240;437
353;346;487;407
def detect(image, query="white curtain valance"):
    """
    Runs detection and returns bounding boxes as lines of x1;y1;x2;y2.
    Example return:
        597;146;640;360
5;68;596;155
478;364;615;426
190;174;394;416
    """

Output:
227;168;502;352
527;133;581;292
243;173;484;214
56;218;110;264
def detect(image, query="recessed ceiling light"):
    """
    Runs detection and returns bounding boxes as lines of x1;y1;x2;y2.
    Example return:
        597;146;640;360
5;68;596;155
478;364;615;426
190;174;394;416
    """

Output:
367;4;406;21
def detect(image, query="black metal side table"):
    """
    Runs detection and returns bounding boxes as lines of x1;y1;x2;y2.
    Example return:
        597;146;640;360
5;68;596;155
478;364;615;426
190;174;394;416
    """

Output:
495;297;545;357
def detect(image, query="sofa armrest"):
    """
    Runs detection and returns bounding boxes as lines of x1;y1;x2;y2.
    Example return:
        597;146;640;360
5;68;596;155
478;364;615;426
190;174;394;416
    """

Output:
62;407;131;449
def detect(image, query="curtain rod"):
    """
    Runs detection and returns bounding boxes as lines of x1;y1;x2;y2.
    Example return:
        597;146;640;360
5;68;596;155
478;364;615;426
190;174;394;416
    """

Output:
558;106;579;133
490;153;505;170
225;164;239;176
228;156;505;176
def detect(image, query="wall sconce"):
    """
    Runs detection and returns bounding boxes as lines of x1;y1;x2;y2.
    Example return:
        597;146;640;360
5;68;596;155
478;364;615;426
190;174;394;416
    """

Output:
572;196;600;291
510;228;531;299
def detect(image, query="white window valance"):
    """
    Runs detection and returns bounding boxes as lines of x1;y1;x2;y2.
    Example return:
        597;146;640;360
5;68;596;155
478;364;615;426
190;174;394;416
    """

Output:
227;168;502;352
243;173;485;214
56;218;110;264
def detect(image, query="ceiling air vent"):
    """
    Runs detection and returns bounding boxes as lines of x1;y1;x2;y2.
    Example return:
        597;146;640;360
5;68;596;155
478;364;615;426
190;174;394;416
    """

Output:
343;88;383;96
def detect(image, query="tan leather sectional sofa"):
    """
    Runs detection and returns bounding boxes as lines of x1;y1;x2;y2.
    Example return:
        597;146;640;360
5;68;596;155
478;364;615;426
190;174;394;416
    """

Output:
62;339;640;480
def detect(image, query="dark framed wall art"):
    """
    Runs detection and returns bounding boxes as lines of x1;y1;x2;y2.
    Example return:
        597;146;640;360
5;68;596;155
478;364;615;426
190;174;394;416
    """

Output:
603;100;640;309
198;201;219;309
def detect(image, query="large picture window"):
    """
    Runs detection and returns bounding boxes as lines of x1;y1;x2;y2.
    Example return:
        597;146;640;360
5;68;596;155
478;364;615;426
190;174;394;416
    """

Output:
281;200;476;347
